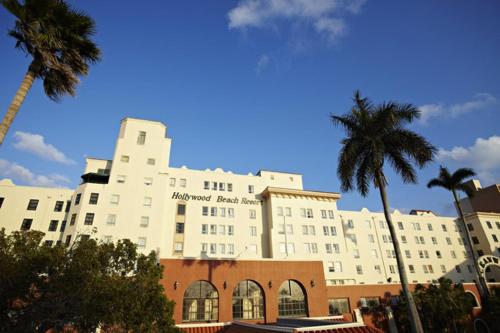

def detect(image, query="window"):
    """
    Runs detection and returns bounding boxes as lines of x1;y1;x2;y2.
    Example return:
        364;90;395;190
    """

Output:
356;265;363;274
48;220;58;231
180;178;187;187
170;178;176;187
323;226;329;236
321;210;327;219
120;155;129;163
143;197;152;207
277;207;284;216
325;244;332;253
455;265;461;273
70;213;77;225
353;249;360;258
401;236;407;244
107;214;116;226
427;223;433;231
54;201;64;212
249;209;256;219
374;265;381;274
389;265;396;274
140;216;149;227
228;183;233;192
302;225;308;235
177;204;186;216
472;237;479;245
442;224;447;232
219;225;226;235
232;280;264;320
328;298;349;315
248;185;254;194
210;225;217;235
368;234;375;243
65;200;71;212
278;280;307;317
306;209;313;218
117;175;126;183
182;281;219;322
210;243;216;254
330;226;337;235
478;250;484;257
228;225;234;236
348;234;357;243
201;243;208;253
285;207;292;216
89;193;99;205
147;158;155;165
496;222;500;229
446;237;452;245
415;236;420;244
420;236;425;244
419;250;424;259
44;240;53;247
218;182;225;191
60;220;67;232
219;243;225;254
202;206;208;216
137;131;146;145
228;208;234;218
493;235;498;242
405;250;411;258
138;237;147;249
27;199;39;210
84;213;95;225
250;226;257;236
228;244;234;254
328;210;335;219
176;223;185;234
202;224;208;234
65;235;72;246
20;218;33;231
144;177;153;186
346;220;354;228
451;250;457;258
204;181;210;190
432;237;437;245
441;265;446;273
486;221;492;229
210;207;217;217
397;222;404;230
0;197;4;208
110;194;120;204
332;243;340;254
436;251;442;258
371;249;378;258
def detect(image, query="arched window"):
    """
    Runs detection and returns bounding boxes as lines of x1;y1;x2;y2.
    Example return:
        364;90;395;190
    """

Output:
278;280;308;317
232;280;265;320
465;291;480;308
182;280;218;322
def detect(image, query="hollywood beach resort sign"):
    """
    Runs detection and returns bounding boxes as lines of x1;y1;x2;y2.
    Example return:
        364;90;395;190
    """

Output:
171;192;262;205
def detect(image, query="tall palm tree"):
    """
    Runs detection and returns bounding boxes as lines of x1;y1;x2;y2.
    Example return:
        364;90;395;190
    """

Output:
427;166;490;301
0;0;101;145
332;91;436;333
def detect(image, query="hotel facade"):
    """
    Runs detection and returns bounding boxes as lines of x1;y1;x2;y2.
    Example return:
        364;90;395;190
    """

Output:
1;118;499;331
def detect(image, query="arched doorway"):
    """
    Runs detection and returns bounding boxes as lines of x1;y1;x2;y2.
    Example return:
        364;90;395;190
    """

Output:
232;280;265;320
182;280;219;322
465;291;480;308
277;280;308;317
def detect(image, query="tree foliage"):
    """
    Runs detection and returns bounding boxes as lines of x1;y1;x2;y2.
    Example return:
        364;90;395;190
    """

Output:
0;229;180;333
2;0;101;100
393;278;475;333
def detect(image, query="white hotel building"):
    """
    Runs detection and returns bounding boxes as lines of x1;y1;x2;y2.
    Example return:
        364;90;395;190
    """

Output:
1;118;499;330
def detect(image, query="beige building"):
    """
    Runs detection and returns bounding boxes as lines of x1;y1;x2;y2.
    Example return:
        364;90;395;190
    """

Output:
1;117;499;288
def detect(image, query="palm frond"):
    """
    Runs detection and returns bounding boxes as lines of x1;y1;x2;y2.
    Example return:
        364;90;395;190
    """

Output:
427;178;446;189
450;168;476;185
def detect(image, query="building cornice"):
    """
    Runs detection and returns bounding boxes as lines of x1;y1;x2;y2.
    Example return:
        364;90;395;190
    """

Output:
261;187;341;201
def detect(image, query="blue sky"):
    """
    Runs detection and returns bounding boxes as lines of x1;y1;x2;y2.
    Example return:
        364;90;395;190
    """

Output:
1;0;499;216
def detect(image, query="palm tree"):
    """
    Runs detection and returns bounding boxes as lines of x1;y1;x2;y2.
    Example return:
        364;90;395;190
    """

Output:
0;0;101;145
427;166;490;301
332;91;436;333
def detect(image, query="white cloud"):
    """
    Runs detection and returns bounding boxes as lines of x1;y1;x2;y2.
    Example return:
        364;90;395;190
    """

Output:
0;159;71;188
419;93;497;125
256;54;270;73
437;135;500;184
227;0;366;43
13;131;75;165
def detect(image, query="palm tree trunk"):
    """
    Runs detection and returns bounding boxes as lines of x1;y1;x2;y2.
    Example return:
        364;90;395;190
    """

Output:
376;172;424;333
0;64;36;146
452;189;490;302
